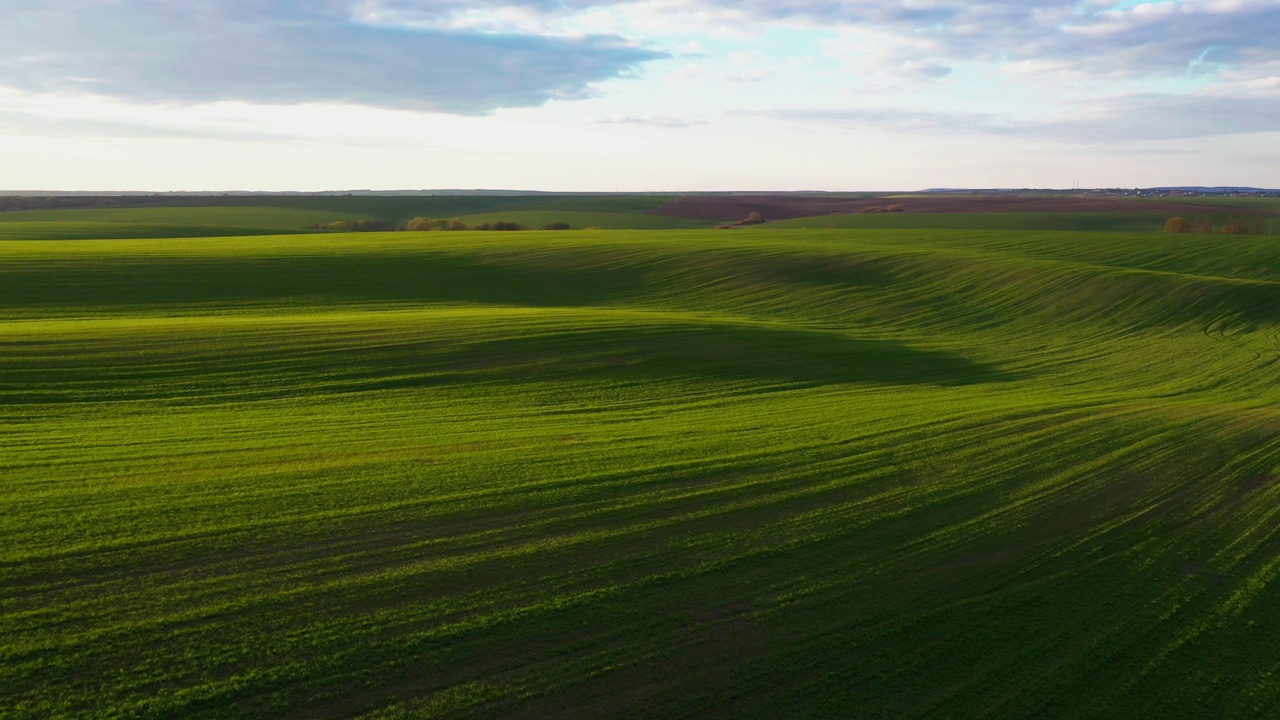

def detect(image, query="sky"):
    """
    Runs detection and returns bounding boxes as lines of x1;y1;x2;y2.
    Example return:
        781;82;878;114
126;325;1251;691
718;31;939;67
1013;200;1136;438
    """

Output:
2;0;1279;191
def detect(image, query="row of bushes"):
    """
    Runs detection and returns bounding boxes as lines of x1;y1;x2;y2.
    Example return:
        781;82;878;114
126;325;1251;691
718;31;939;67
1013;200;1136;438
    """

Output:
1164;215;1277;235
310;217;580;232
312;219;397;232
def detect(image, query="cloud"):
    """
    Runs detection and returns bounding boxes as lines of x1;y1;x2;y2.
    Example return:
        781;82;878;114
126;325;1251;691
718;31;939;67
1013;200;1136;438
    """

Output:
1041;0;1280;78
0;1;666;114
0;105;444;148
597;115;707;128
0;110;289;142
1034;93;1280;141
7;1;1277;118
365;0;1280;83
748;92;1280;142
720;0;1280;80
745;107;1007;134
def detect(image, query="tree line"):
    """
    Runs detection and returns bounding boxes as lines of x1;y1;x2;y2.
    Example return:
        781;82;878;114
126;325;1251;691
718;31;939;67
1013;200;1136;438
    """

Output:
1164;215;1277;235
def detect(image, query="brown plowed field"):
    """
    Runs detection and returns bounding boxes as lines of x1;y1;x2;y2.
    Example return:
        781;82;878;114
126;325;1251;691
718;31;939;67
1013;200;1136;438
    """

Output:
655;194;1271;221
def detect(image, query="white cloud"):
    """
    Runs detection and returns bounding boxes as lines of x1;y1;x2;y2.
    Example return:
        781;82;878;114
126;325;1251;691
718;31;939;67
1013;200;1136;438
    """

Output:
7;1;1280;114
748;91;1280;141
3;0;1279;190
381;0;1280;86
0;1;666;114
596;115;707;128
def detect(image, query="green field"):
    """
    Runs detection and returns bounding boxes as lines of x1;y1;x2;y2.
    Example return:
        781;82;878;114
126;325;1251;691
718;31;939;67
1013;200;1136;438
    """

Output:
0;207;377;231
0;208;372;240
188;193;677;219
760;211;1183;232
0;196;688;238
5;223;1280;718
1144;196;1280;212
453;210;716;230
0;221;316;240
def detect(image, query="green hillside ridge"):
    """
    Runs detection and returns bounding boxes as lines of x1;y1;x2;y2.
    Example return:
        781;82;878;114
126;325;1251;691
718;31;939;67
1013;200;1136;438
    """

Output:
0;196;693;234
199;193;677;220
452;210;716;230
0;206;377;230
0;221;312;240
760;211;1181;233
5;227;1280;717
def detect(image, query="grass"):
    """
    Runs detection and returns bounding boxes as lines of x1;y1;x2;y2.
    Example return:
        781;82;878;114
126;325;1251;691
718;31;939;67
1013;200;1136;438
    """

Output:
0;207;377;230
5;226;1280;718
0;195;681;222
0;196;691;236
759;211;1182;232
1143;196;1280;212
194;193;679;220
0;221;313;240
453;210;716;230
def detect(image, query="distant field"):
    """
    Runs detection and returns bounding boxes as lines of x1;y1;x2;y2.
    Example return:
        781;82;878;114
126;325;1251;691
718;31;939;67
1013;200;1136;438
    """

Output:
454;210;716;230
0;206;374;230
0;221;316;241
1146;196;1280;212
655;192;1266;222
7;194;1271;235
204;193;678;220
758;211;1182;233
6;224;1280;718
0;196;690;233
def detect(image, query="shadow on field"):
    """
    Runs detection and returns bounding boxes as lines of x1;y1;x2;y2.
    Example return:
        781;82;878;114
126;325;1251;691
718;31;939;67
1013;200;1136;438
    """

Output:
0;324;1010;405
0;247;901;312
376;324;1011;389
0;252;650;310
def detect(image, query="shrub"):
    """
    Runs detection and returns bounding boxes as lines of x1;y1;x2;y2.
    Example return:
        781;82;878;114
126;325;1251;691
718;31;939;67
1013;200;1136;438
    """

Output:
1163;216;1190;233
886;204;905;213
543;222;572;230
718;211;768;230
406;216;437;231
447;219;468;231
1219;223;1249;235
314;219;399;232
857;206;883;214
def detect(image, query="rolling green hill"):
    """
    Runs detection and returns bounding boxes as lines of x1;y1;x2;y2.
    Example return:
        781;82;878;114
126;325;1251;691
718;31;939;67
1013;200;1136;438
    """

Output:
5;227;1280;717
195;193;678;220
0;195;689;236
759;211;1182;232
0;220;313;240
0;206;376;230
454;210;716;230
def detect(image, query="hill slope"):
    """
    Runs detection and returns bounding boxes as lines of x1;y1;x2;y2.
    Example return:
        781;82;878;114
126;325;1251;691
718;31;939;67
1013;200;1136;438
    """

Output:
4;228;1280;718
